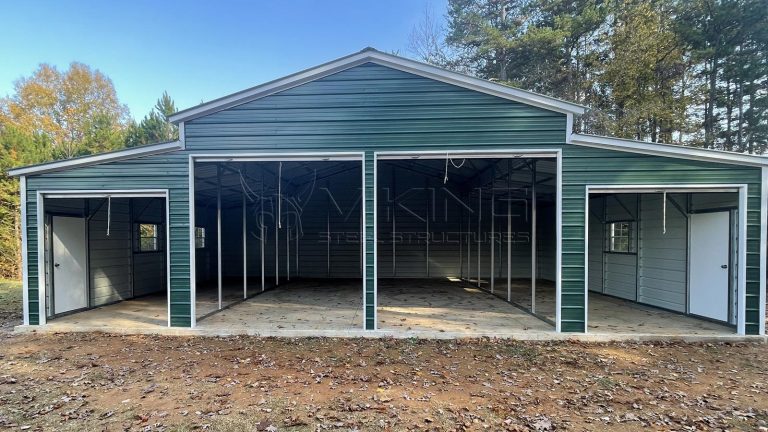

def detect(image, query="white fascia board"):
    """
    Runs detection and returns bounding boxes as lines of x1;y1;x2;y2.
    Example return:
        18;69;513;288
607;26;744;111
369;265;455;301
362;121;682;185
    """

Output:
168;48;586;123
572;134;768;168
7;141;183;177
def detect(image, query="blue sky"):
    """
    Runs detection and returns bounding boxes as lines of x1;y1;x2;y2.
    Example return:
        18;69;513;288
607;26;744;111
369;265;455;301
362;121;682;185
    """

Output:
0;0;447;120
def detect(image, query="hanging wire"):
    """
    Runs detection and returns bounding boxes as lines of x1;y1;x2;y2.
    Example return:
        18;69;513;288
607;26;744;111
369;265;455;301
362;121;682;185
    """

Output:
443;152;466;184
278;162;282;228
106;195;112;237
662;191;667;234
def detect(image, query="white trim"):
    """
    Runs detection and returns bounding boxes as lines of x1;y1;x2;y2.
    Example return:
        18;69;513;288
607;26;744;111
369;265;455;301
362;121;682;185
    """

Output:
376;149;558;160
42;190;168;199
555;151;563;332
188;155;196;327
20;177;29;326
169;48;585;124
165;189;172;328
178;122;186;149
738;186;748;335
584;184;749;335
192;152;364;162
34;189;171;328
36;192;45;325
588;186;741;194
760;168;767;336
572;134;768;168
8;141;183;177
565;114;574;144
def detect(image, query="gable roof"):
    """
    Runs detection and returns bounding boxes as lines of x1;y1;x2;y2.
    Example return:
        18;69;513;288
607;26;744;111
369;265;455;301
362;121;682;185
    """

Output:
6;140;183;177
571;134;768;168
168;47;587;123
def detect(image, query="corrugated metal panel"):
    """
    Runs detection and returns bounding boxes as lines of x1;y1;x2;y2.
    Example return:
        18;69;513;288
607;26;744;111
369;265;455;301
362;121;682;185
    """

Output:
587;197;604;293
602;195;637;300
88;198;132;306
638;194;687;312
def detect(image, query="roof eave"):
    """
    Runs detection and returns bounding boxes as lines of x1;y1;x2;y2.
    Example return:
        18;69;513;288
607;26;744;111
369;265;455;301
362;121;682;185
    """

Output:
168;48;586;124
7;140;183;177
571;134;768;168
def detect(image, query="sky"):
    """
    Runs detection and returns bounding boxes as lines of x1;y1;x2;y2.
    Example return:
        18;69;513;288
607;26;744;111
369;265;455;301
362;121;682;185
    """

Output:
0;0;447;120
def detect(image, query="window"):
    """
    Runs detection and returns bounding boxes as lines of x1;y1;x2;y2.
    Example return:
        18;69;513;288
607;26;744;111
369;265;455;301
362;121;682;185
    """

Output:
138;223;160;252
195;227;206;249
607;221;635;253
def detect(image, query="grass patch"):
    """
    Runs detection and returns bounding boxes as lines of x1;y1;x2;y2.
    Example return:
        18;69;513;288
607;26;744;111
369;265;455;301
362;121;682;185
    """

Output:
504;343;540;362
0;279;22;327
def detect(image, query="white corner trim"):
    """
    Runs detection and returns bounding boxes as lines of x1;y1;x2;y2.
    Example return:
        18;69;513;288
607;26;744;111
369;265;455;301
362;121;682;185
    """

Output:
20;176;29;325
188;155;196;328
555;150;563;333
168;48;585;123
178;122;186;149
8;141;183;177
572;134;768;168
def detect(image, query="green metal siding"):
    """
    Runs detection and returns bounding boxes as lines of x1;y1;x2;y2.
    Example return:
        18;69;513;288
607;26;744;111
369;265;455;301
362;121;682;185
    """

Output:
24;153;191;326
21;62;765;334
561;146;763;333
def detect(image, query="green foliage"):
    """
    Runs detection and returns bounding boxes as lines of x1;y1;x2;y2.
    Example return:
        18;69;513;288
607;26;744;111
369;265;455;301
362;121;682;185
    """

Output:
0;61;179;278
415;0;767;151
125;91;178;147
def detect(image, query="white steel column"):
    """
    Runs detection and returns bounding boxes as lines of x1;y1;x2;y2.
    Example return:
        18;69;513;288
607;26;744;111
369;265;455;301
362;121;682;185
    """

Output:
275;163;279;286
260;177;265;292
490;191;495;293
216;164;222;310
507;197;511;302
286;226;290;281
531;161;537;314
242;190;247;299
477;189;481;287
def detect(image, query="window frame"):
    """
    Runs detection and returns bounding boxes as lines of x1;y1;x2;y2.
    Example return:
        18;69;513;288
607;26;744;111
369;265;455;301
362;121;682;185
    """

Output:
194;226;206;249
605;220;636;254
135;222;162;253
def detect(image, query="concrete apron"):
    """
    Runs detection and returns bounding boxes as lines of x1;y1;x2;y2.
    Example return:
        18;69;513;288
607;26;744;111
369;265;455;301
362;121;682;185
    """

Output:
13;324;767;343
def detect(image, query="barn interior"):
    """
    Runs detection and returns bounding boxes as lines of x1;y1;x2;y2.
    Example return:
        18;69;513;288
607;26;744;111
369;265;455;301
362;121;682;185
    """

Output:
41;196;167;328
587;191;738;334
192;160;365;330
375;156;557;333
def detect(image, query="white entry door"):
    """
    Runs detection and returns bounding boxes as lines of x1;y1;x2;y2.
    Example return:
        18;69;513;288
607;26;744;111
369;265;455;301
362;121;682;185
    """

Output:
689;211;730;321
51;216;88;315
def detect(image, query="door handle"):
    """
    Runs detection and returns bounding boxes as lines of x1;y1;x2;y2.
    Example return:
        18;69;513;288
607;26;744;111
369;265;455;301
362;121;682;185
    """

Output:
721;264;728;269
54;263;60;268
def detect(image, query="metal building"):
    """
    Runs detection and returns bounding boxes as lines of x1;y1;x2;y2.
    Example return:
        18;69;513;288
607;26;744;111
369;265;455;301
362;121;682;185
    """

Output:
9;49;767;337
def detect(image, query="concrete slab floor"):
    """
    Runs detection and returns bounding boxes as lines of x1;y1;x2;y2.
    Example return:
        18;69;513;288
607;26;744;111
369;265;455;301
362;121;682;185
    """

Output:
33;278;737;339
377;278;551;334
42;293;167;330
199;279;363;331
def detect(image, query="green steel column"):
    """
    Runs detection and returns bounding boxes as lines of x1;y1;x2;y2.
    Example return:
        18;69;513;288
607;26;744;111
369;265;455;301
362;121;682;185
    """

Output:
364;152;376;330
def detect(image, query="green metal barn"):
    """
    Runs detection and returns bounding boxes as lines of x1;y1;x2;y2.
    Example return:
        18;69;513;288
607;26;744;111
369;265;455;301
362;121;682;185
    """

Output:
9;48;768;338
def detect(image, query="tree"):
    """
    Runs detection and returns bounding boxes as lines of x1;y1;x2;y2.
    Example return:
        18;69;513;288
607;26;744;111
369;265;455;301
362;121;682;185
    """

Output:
0;62;129;158
125;91;179;147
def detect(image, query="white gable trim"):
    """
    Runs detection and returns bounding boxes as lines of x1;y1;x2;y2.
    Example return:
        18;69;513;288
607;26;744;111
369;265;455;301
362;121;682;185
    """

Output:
571;134;768;167
7;140;183;177
168;48;586;123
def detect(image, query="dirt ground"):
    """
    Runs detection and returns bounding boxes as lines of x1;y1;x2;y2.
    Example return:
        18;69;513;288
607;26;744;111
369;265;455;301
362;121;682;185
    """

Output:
0;282;767;431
